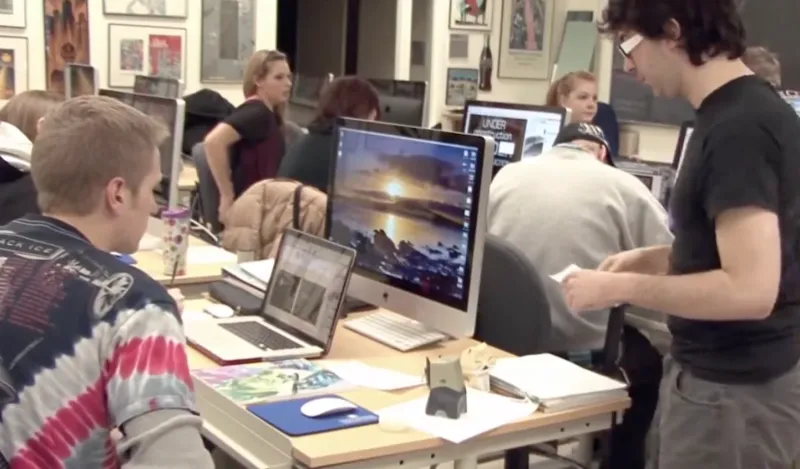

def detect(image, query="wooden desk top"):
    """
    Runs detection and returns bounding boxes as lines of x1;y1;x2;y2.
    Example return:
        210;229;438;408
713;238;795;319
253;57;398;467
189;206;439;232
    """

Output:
184;300;630;468
179;163;199;191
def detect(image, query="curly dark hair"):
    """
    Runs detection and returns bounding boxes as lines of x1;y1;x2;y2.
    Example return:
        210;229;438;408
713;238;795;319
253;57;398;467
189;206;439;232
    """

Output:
599;0;747;66
312;76;380;126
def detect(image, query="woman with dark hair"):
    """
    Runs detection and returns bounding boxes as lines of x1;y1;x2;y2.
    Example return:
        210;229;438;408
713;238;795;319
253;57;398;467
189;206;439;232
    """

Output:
277;76;380;193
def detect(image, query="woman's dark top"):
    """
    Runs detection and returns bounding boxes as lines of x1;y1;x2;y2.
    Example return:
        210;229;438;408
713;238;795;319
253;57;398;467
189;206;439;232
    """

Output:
0;159;39;225
277;120;334;193
225;99;286;197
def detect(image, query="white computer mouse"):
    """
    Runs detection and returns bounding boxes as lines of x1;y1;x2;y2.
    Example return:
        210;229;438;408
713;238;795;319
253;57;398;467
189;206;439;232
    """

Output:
203;304;235;319
300;397;358;418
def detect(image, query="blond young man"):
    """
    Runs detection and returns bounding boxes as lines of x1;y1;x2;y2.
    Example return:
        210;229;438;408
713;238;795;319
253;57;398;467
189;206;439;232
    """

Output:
0;96;214;468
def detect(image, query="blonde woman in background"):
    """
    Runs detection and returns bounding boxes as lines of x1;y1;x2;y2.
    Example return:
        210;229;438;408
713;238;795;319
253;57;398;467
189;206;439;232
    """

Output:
545;71;599;123
203;49;293;223
0;90;64;224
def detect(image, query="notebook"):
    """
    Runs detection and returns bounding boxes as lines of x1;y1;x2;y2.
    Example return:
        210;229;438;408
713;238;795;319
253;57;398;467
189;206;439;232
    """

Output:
247;394;378;436
489;354;628;412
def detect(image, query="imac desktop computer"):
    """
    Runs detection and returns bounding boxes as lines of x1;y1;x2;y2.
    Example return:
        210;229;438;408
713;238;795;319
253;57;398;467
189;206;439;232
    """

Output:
462;100;570;176
326;118;495;351
671;121;694;183
64;63;98;99
133;75;184;99
367;79;429;127
289;72;334;127
98;89;186;208
779;89;800;117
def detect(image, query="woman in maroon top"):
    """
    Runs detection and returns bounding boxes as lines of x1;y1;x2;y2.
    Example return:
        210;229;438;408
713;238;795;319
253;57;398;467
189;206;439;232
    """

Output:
203;49;292;223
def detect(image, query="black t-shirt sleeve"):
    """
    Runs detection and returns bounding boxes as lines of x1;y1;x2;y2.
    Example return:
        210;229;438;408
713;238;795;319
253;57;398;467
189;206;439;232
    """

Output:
224;101;276;143
702;120;780;221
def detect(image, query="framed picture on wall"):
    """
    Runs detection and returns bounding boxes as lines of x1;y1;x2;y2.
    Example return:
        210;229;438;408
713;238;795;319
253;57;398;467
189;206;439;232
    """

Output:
107;23;187;88
446;67;479;107
0;36;28;103
44;0;91;94
0;0;26;28
449;0;493;31
200;0;256;83
498;0;555;80
103;0;188;19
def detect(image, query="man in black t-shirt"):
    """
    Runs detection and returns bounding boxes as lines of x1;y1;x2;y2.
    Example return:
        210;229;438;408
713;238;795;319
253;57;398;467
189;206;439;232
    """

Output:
560;1;800;468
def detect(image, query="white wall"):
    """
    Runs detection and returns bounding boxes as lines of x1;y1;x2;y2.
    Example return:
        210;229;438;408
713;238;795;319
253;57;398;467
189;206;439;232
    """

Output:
424;0;681;163
295;0;347;76
4;0;277;106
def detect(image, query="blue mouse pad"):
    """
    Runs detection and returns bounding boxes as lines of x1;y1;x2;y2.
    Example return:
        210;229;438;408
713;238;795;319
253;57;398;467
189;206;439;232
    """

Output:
246;394;379;436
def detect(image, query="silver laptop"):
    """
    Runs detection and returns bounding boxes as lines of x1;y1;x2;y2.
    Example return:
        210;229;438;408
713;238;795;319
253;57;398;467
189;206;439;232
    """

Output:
185;229;356;364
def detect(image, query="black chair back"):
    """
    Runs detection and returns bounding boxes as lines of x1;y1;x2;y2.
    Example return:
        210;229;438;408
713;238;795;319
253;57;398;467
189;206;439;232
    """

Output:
475;234;552;356
192;143;223;234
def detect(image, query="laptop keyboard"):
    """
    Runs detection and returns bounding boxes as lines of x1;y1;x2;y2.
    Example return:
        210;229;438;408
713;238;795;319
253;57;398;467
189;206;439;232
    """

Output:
220;322;303;350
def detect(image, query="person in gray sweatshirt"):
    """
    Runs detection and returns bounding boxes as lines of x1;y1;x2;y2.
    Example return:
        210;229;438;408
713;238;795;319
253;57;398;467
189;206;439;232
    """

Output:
487;122;672;468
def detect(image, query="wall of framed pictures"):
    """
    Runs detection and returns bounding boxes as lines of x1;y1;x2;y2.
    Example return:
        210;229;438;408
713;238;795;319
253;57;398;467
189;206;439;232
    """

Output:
0;0;275;105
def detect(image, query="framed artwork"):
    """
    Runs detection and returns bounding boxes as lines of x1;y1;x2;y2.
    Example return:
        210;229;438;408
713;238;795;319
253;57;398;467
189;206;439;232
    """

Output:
103;0;188;19
450;0;493;31
44;0;91;94
498;0;555;80
0;36;28;102
200;0;256;83
446;67;479;107
107;23;187;88
0;0;25;28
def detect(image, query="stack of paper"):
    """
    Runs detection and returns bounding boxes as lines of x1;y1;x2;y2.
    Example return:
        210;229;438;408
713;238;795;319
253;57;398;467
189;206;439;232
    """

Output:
222;259;275;291
490;354;627;412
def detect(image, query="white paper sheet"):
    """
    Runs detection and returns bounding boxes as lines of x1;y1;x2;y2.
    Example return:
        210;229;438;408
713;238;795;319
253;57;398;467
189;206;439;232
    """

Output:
239;259;275;284
156;246;238;265
378;388;537;443
324;361;424;391
182;310;213;322
549;264;582;283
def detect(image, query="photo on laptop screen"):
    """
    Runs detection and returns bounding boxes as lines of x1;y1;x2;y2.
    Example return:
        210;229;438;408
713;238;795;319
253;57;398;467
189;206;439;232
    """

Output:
329;129;480;304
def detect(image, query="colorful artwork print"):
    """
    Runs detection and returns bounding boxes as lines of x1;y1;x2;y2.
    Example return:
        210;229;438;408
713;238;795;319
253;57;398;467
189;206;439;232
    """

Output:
148;34;182;79
119;38;143;71
44;0;91;94
0;48;15;99
507;0;545;52
450;0;492;29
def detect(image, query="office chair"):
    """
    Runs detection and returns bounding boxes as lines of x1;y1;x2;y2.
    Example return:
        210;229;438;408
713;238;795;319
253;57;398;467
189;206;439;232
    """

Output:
192;142;223;235
475;234;552;356
593;103;620;158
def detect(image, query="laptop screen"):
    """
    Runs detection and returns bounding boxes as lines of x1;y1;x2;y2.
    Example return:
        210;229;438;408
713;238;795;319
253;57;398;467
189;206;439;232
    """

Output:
263;231;355;345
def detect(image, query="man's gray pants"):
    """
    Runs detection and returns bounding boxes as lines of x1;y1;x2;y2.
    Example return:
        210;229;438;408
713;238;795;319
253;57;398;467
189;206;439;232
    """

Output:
647;355;800;469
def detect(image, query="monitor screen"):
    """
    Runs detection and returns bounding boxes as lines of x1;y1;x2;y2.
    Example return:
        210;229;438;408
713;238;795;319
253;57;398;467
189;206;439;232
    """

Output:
98;89;134;106
463;101;566;172
367;79;428;127
327;121;487;312
65;64;97;98
291;72;333;106
133;75;181;98
779;89;800;117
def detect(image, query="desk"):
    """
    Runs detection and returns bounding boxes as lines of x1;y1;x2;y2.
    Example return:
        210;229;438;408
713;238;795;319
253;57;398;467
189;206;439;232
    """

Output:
185;300;629;469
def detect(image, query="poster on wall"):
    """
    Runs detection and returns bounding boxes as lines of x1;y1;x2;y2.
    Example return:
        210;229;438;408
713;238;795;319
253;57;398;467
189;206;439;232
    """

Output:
0;0;26;28
446;68;478;107
498;0;554;80
449;0;493;31
107;23;186;88
0;36;28;102
103;0;187;19
44;0;91;94
201;0;256;83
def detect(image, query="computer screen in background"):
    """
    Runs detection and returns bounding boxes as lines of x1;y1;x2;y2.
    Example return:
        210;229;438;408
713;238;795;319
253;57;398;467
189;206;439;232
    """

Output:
462;101;568;175
367;79;428;127
64;64;98;99
779;89;800;117
97;89;186;208
326;118;494;338
133;75;183;99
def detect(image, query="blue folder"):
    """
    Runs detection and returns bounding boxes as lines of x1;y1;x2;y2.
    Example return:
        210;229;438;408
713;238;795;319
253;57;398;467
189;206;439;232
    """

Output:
246;394;379;437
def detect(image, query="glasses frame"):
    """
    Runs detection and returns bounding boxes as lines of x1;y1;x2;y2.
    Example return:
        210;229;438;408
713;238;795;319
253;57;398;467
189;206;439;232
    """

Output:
618;34;644;58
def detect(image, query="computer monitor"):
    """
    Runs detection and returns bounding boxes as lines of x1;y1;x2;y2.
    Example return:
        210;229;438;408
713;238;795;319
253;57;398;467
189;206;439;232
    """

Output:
64;63;98;99
672;121;694;181
133;75;184;99
367;79;429;127
779;89;800;117
290;72;334;108
462;100;570;175
616;161;672;206
326;118;495;338
98;89;186;208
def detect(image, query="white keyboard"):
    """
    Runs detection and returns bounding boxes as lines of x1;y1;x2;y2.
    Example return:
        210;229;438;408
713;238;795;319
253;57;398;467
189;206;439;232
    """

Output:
344;311;448;352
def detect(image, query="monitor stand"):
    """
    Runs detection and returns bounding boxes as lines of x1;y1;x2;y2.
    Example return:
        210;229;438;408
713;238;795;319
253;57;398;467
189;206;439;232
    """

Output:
343;308;448;352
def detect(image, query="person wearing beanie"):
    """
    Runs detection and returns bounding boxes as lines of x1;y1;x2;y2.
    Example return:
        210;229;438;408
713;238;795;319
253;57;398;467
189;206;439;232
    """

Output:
487;121;671;469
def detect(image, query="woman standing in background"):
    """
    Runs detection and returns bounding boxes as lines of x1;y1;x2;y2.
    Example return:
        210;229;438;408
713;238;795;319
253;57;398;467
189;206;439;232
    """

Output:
545;71;598;123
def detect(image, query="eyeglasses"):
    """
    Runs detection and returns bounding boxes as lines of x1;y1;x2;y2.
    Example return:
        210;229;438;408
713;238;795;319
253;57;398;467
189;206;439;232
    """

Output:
618;34;643;58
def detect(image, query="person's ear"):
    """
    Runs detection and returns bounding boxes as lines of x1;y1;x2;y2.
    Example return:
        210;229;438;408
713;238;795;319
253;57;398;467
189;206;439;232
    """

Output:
105;177;128;215
36;117;45;136
664;19;682;49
